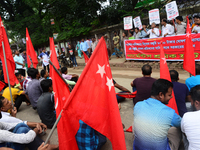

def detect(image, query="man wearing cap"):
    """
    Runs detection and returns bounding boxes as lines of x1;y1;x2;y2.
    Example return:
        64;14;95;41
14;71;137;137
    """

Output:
175;16;186;35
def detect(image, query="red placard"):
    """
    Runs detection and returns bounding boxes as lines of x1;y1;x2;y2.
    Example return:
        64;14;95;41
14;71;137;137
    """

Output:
125;34;200;61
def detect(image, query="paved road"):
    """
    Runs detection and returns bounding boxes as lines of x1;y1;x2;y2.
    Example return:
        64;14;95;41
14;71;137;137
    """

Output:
17;65;190;149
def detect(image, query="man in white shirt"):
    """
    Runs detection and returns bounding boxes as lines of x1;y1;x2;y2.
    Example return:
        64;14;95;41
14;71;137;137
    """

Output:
161;18;175;37
38;49;49;72
145;22;160;38
0;96;47;150
181;85;200;150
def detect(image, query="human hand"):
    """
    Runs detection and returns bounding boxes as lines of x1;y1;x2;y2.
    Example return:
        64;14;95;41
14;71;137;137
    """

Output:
38;142;49;150
164;33;168;37
10;107;17;117
22;64;25;68
194;30;198;34
39;123;47;132
35;123;43;134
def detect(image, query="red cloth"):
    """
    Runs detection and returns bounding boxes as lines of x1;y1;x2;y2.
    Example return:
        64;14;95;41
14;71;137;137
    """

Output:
183;17;196;76
26;28;38;68
62;37;126;150
160;42;179;115
0;81;5;91
0;16;18;86
125;126;133;132
82;51;89;64
49;37;75;150
116;91;137;98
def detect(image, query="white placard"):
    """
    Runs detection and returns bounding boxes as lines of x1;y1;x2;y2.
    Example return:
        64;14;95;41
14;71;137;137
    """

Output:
123;16;133;30
165;1;179;20
133;16;142;30
149;9;160;25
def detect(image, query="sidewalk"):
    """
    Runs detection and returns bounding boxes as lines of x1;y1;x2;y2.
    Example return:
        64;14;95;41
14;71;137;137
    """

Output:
76;55;186;70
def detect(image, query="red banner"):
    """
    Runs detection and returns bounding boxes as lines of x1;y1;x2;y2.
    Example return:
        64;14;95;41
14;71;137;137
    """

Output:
125;33;200;61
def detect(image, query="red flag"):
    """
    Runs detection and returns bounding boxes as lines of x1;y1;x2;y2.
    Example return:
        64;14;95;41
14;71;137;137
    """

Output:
62;37;126;150
160;42;179;114
50;37;76;150
26;28;38;68
0;81;5;91
82;51;89;65
125;126;132;133
0;16;17;86
116;91;137;98
183;17;196;76
49;37;59;77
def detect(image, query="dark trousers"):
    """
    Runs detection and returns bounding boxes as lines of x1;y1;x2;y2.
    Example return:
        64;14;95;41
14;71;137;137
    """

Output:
96;131;107;150
17;69;25;77
84;51;90;58
43;64;49;72
15;95;29;111
70;56;77;66
0;123;43;150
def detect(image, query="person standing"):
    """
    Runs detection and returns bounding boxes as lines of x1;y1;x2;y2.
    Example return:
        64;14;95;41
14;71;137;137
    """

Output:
134;28;141;39
76;41;82;58
121;31;128;56
161;18;175;37
91;37;98;55
80;38;89;57
139;23;149;39
104;34;111;60
175;16;186;35
14;50;25;77
145;22;160;38
21;50;28;71
113;31;122;58
192;16;200;33
38;49;49;72
67;44;77;68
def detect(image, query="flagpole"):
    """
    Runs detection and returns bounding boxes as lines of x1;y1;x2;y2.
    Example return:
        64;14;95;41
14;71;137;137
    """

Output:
44;110;63;145
2;41;14;108
49;60;72;91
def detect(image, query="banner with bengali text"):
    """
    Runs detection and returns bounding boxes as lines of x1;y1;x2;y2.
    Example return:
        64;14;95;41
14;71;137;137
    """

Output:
125;33;200;61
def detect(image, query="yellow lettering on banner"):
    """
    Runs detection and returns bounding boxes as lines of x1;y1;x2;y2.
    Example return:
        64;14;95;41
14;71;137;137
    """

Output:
179;54;184;59
168;54;177;58
195;53;199;58
154;55;160;58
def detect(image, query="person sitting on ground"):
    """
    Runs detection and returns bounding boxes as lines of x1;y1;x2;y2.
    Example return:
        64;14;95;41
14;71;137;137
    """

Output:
61;67;79;83
170;70;189;117
113;79;131;103
131;64;156;105
37;79;56;129
181;85;200;150
39;70;49;81
0;96;47;150
2;83;30;112
133;79;182;150
23;68;32;91
145;22;160;38
14;73;25;90
25;68;43;110
175;16;186;35
185;64;200;91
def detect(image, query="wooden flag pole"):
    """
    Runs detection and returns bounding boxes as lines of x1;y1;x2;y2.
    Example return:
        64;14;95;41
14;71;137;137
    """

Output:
2;41;14;108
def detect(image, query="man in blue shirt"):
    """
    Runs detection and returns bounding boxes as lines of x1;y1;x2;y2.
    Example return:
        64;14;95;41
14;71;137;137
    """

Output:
80;38;89;57
170;70;189;117
14;50;25;76
133;79;182;150
186;64;200;91
139;23;149;39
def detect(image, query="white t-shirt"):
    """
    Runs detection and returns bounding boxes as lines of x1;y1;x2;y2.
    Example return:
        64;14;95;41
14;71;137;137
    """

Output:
162;24;175;37
192;25;200;33
181;110;200;150
147;28;160;38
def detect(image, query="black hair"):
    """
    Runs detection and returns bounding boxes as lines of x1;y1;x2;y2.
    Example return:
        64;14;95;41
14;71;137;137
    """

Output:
129;30;134;36
61;67;67;74
40;70;46;78
156;24;159;27
28;68;39;79
135;27;139;31
40;79;52;93
189;17;192;20
27;68;32;77
142;64;152;75
190;85;200;102
196;64;200;75
0;96;5;109
176;16;183;21
114;31;117;34
151;79;173;96
162;18;167;23
170;70;179;82
143;23;147;26
15;73;21;77
123;31;128;37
